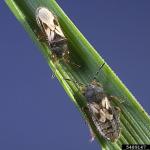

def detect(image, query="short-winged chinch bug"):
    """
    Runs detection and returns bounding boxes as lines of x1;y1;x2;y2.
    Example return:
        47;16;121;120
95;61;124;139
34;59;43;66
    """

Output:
66;63;121;142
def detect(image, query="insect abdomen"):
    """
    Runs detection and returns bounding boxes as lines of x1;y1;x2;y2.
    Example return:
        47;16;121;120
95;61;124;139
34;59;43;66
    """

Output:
98;116;120;141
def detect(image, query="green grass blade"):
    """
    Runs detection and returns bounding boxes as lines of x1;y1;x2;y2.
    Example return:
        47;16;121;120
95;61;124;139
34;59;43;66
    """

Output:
5;0;150;149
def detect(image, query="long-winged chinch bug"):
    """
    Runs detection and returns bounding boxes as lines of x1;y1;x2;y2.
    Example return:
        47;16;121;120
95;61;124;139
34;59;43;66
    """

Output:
65;63;121;142
35;7;79;67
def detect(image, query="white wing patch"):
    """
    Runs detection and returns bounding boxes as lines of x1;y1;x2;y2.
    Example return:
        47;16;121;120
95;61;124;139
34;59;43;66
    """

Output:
102;97;111;109
36;7;65;42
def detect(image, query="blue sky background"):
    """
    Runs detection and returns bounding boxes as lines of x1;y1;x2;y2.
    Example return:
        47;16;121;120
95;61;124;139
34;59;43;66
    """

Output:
1;1;150;150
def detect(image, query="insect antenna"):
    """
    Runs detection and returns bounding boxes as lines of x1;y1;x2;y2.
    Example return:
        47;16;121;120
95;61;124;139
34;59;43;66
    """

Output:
63;55;81;68
93;62;105;80
69;61;81;68
65;78;84;86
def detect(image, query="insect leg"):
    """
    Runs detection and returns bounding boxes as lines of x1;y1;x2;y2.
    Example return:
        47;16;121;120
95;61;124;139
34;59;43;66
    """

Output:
114;106;121;112
88;123;96;142
81;106;96;142
108;95;125;104
50;52;58;62
63;51;81;68
34;29;48;43
63;49;70;63
50;53;58;79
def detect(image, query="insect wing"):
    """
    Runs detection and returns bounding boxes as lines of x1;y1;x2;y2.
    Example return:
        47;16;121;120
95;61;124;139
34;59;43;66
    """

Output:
87;103;108;140
87;102;120;141
36;7;65;42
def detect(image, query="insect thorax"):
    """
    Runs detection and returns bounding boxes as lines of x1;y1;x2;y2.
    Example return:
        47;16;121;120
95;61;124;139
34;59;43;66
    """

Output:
84;84;105;103
50;36;68;58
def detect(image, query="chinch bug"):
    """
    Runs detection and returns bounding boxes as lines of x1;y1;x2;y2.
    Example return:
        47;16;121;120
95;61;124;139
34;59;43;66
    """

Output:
66;63;121;142
36;7;79;66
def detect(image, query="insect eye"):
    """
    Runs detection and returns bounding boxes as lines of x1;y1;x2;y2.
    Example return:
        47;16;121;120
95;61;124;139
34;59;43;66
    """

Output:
53;19;58;26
